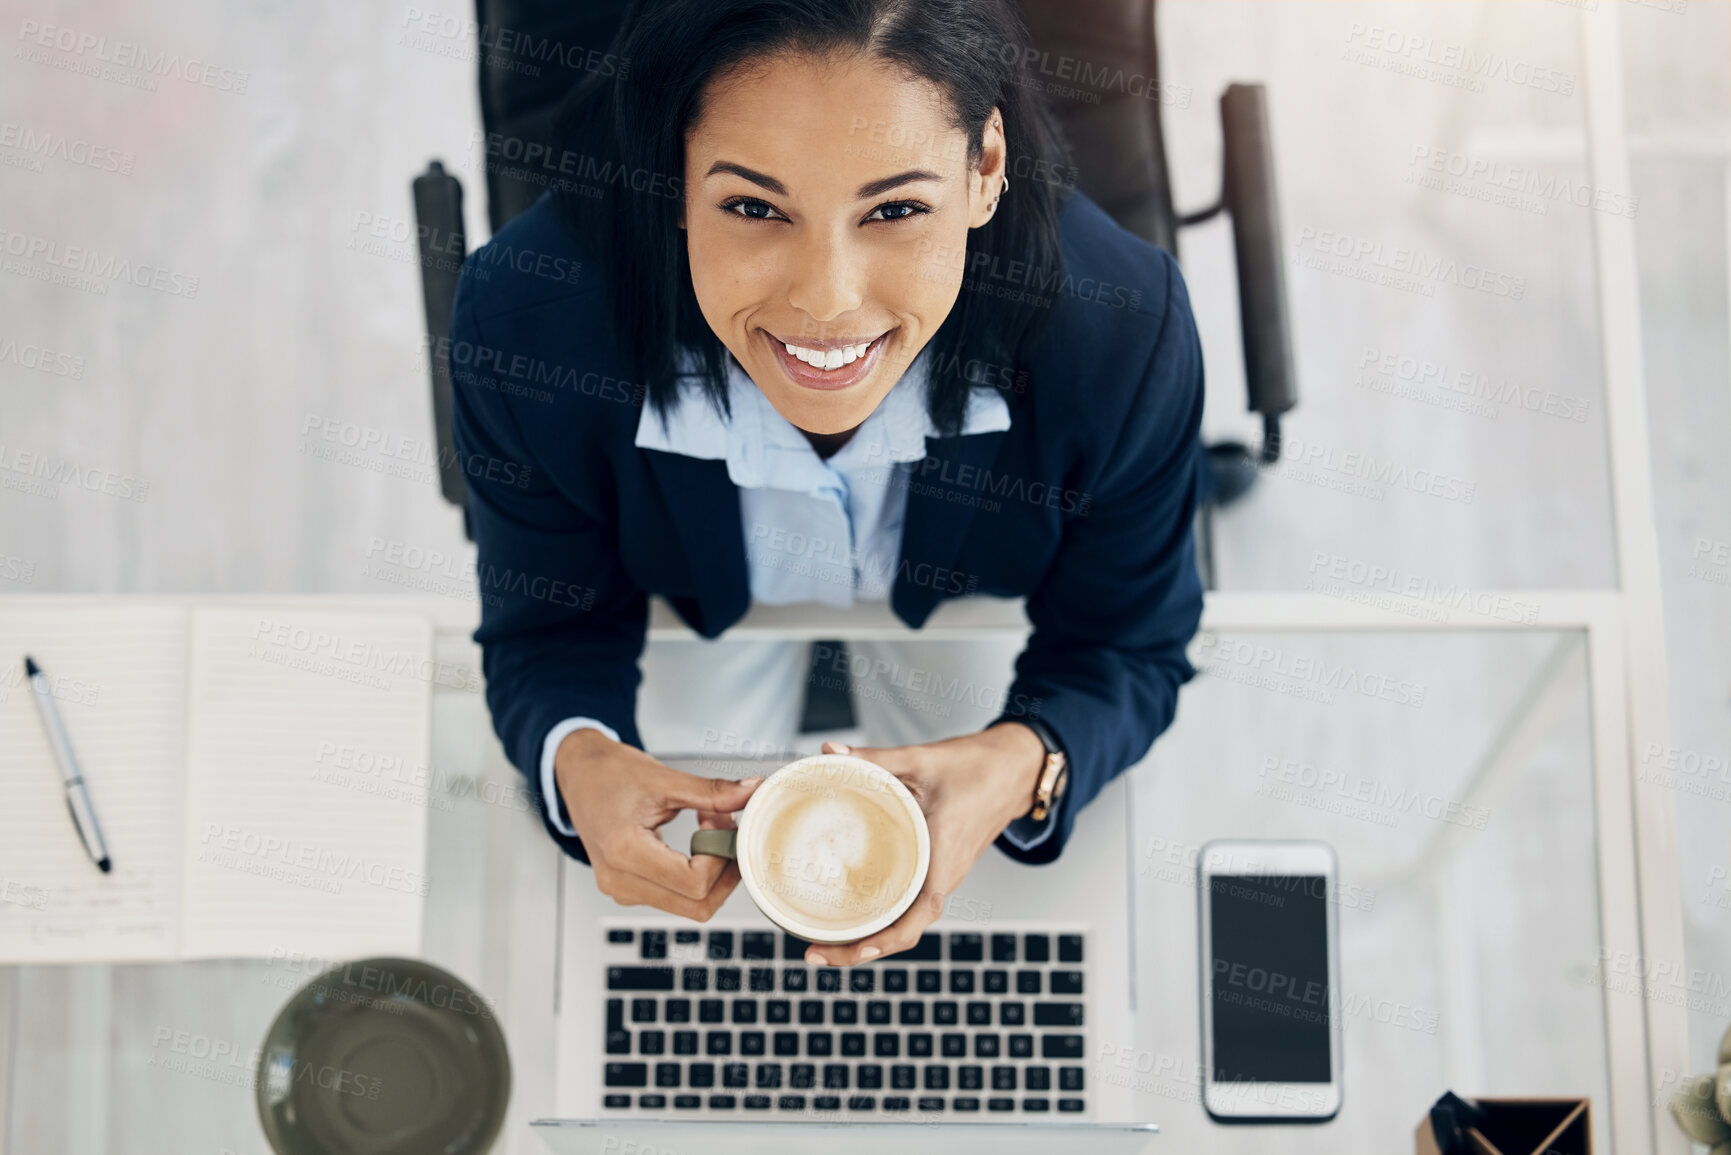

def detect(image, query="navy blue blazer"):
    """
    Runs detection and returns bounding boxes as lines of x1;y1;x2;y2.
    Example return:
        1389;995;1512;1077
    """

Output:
449;186;1206;867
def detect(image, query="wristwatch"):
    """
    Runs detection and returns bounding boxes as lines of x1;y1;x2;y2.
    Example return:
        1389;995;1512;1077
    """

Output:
1016;717;1069;823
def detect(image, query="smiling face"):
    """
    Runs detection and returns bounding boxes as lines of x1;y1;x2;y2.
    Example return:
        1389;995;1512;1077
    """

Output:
680;51;1007;435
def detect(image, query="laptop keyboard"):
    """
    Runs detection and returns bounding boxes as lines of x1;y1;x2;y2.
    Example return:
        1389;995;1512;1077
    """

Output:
598;923;1089;1119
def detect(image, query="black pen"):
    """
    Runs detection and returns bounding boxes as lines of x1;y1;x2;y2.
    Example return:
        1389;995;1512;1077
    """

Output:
23;655;112;873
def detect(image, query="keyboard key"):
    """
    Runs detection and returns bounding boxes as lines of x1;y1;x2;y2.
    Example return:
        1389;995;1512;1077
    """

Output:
954;1096;980;1111
766;999;791;1024
639;1093;666;1108
884;1096;912;1111
605;1030;631;1055
992;1065;1017;1091
924;1065;950;1090
1058;935;1084;964
1059;1098;1086;1112
689;1063;715;1087
916;969;942;993
1060;1066;1085;1091
816;969;843;993
874;1033;899;1057
806;1032;833;1056
708;932;734;960
673;1031;698;1055
902;934;942;961
882;969;909;993
774;1031;799;1056
941;1033;967;1058
756;1062;782;1088
967;1001;992;1026
783;933;813;960
632;998;658;1023
781;969;809;992
674;1093;701;1109
959;1065;983;1090
638;1030;665;1054
641;930;667;960
608;929;634;945
857;1064;884;1089
988;1097;1015;1112
908;1033;933;1057
1000;1003;1025;1026
1026;1066;1051;1091
1050;971;1084;996
740;1031;765;1056
706;1031;731;1055
1035;1003;1084;1028
849;970;875;994
1016;971;1042;995
815;1096;841;1111
665;999;691;1023
790;1063;816;1089
831;1000;858;1024
743;932;776;959
934;1001;958;1025
1024;1097;1050;1112
918;1096;946;1112
974;1034;1000;1058
1024;935;1050;963
841;1032;866;1057
682;968;708;992
983;970;1009;994
749;967;776;993
1041;1035;1084;1059
709;1093;737;1109
777;1095;806;1111
866;1001;892;1024
656;1062;681;1088
899;1002;925;1026
608;967;674;991
799;999;825;1024
674;929;701;944
716;967;742;992
723;1063;749;1088
949;971;975;994
744;1095;770;1110
1009;1034;1034;1058
891;1065;916;1090
949;933;983;961
605;1062;648;1087
732;1000;758;1024
699;999;724;1023
848;1095;877;1110
607;999;624;1030
991;934;1017;963
823;1063;850;1090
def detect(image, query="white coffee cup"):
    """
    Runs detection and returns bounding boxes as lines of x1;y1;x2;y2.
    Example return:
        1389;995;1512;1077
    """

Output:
689;753;930;944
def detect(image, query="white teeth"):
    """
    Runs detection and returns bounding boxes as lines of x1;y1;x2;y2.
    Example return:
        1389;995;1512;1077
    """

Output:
780;338;875;370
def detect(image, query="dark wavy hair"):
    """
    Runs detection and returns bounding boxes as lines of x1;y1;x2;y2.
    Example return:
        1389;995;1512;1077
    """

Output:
548;0;1073;438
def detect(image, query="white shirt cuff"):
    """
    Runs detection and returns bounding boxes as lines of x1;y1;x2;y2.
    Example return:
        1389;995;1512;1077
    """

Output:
540;716;621;837
1000;797;1061;851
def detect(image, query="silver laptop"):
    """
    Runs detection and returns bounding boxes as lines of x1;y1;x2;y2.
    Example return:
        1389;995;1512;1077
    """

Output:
537;763;1155;1153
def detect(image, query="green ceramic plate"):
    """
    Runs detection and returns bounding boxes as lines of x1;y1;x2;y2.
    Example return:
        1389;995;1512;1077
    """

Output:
255;957;510;1155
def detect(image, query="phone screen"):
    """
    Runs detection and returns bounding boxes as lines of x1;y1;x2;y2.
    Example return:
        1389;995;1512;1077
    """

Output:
1208;873;1332;1084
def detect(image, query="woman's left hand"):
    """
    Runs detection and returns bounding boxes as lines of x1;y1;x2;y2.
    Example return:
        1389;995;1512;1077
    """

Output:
803;724;1048;967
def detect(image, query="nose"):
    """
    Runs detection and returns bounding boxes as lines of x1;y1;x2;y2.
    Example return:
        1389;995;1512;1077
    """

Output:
784;224;864;323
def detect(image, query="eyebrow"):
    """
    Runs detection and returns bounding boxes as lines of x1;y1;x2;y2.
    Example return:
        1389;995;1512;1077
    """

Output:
705;161;944;199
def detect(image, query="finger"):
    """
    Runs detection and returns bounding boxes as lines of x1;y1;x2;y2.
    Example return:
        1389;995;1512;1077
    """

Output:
806;886;944;967
607;824;730;900
657;769;764;814
695;809;739;831
599;860;743;922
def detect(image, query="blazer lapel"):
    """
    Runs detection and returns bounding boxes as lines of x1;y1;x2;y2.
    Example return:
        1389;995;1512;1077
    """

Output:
892;429;1010;627
642;449;750;637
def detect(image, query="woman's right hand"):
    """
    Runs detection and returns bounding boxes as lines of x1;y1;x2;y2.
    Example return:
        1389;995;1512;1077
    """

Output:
554;727;763;920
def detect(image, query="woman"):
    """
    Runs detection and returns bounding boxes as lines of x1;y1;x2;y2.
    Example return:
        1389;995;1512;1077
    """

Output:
451;0;1205;968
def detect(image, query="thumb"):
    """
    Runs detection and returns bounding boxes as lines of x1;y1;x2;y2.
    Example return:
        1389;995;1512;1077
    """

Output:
659;769;764;812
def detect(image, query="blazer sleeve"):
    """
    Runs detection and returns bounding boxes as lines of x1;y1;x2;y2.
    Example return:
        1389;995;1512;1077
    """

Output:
990;250;1207;865
448;276;645;864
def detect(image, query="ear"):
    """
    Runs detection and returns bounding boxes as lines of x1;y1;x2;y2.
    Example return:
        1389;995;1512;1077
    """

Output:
968;108;1009;230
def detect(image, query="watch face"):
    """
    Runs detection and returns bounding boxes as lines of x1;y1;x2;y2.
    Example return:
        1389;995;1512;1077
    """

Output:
1053;763;1070;799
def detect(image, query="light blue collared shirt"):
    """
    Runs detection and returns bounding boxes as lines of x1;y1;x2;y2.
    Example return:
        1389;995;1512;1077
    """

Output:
540;346;1058;852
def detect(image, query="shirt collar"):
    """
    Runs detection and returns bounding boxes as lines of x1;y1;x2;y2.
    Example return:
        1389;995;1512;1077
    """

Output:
634;344;1011;494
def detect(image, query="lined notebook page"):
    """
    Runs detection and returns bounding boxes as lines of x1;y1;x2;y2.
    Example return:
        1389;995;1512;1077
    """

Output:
178;607;434;959
0;603;188;963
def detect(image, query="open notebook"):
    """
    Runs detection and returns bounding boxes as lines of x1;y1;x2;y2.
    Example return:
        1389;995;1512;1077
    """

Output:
0;602;435;963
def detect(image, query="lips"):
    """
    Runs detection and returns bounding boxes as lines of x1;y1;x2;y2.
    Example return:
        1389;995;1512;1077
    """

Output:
765;329;891;392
